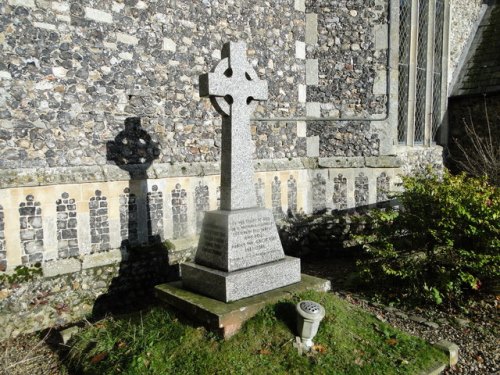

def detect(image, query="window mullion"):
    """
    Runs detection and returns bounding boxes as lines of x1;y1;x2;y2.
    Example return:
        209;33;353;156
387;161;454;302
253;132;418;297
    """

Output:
438;0;451;145
407;0;419;146
425;0;436;146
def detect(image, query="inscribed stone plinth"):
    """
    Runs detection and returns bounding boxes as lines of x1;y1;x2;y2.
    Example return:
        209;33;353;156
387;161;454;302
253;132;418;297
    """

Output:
194;209;284;272
182;41;301;302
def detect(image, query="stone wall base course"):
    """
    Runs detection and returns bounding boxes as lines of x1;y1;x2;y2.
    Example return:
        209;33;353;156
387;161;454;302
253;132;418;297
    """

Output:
365;156;402;168
81;249;124;270
319;157;365;168
0;158;408;190
42;258;81;278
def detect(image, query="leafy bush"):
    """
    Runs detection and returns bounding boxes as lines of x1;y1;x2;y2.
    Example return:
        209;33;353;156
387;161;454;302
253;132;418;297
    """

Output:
356;170;499;306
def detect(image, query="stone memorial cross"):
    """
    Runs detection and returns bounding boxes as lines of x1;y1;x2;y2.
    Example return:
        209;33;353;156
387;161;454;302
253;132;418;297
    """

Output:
199;41;268;210
180;41;300;302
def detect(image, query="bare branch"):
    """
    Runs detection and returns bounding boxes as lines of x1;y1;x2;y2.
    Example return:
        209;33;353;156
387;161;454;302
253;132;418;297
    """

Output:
450;97;499;186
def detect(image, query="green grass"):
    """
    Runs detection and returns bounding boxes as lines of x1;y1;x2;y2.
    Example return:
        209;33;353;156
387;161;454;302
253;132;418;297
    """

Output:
65;291;447;374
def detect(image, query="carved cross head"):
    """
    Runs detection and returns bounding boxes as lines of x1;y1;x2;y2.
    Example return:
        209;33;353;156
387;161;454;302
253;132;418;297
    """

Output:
199;41;268;118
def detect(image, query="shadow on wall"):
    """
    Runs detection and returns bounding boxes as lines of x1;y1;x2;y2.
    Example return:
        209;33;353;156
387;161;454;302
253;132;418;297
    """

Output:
92;117;178;318
279;200;399;260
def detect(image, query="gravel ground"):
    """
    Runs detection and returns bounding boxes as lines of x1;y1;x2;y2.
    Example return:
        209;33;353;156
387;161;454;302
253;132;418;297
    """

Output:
0;257;498;375
0;330;63;375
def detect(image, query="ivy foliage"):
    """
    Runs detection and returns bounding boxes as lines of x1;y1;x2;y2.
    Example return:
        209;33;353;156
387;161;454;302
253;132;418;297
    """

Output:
0;263;42;288
356;170;499;306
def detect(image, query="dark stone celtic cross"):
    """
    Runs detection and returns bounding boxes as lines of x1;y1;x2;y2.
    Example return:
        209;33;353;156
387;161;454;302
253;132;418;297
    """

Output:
199;41;268;210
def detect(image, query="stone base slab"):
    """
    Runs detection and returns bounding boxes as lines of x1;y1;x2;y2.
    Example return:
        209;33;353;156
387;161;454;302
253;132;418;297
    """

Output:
435;340;459;367
181;256;301;302
155;273;331;338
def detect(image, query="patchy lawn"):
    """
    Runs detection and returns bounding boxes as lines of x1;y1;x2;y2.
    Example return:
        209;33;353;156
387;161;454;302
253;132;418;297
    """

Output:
64;290;446;374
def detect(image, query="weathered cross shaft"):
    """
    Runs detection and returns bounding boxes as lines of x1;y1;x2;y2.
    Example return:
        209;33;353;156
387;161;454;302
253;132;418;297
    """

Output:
199;41;268;210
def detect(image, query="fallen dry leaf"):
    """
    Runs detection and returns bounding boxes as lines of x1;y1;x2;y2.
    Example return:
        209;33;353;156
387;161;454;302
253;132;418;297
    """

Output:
0;289;11;300
353;349;366;356
386;338;398;346
396;358;410;366
117;341;127;349
90;351;108;364
354;357;364;366
257;348;271;355
312;344;327;353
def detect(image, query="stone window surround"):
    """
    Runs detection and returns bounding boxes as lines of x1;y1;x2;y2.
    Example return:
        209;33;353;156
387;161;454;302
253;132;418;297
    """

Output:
397;0;451;147
300;0;394;157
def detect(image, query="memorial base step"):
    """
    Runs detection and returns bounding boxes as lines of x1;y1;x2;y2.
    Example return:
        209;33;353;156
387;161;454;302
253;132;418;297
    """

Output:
181;256;301;302
155;273;331;339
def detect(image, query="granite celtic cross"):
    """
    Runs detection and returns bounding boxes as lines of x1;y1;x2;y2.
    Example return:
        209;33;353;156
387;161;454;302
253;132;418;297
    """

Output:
200;41;268;210
181;42;301;303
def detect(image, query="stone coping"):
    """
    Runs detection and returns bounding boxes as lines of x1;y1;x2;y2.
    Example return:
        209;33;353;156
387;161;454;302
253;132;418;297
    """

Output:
41;249;124;278
36;241;197;278
0;156;402;189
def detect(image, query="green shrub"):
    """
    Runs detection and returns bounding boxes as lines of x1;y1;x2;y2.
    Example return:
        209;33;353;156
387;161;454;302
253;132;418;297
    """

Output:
356;170;499;307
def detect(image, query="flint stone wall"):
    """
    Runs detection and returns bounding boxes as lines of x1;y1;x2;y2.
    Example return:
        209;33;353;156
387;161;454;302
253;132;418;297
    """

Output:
0;246;177;340
396;146;444;176
305;0;388;118
0;0;306;168
0;0;395;168
449;0;484;84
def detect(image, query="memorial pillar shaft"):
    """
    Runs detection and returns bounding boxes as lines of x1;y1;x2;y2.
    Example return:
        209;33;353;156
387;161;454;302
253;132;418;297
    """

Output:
220;101;256;210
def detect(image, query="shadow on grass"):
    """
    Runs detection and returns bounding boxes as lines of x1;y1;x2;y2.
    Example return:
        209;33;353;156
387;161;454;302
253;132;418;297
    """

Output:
273;301;297;335
41;240;180;373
